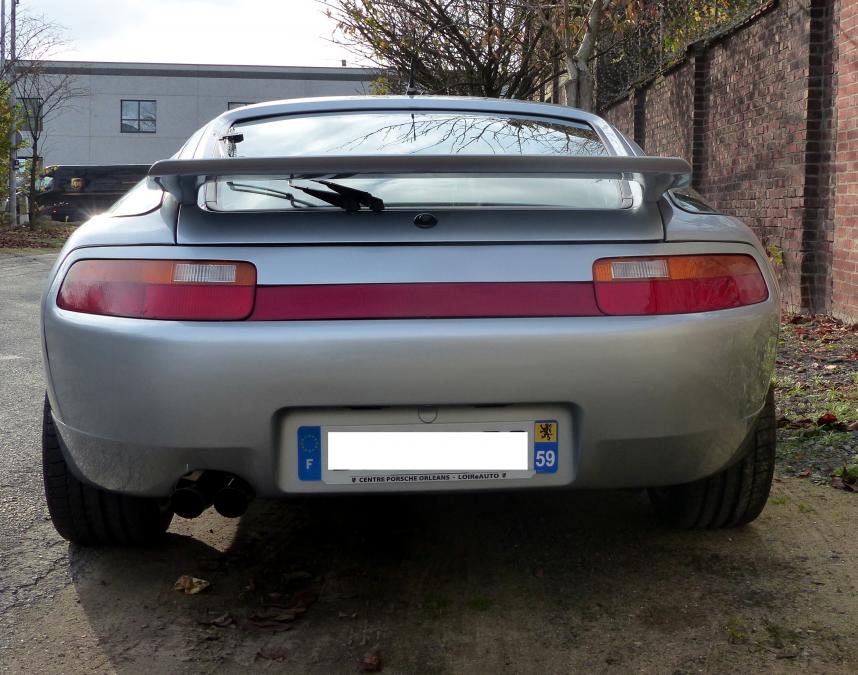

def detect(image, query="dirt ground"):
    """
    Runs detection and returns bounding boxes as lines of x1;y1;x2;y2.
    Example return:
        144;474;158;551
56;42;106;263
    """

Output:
2;480;857;674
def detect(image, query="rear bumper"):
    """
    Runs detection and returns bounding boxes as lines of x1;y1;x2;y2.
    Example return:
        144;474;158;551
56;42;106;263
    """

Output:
44;301;778;497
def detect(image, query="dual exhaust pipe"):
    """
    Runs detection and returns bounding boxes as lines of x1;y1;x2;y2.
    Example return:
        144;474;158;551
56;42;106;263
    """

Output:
171;471;254;519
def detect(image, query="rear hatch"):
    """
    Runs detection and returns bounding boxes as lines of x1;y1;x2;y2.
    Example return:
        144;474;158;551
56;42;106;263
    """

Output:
157;108;688;245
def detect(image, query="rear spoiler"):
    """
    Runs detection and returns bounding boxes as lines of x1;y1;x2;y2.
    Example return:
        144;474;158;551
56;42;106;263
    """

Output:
149;155;692;205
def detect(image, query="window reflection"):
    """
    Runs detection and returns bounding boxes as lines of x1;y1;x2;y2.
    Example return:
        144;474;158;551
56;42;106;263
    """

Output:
228;112;607;158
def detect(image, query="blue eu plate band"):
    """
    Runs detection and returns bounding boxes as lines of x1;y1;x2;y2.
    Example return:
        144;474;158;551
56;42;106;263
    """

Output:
297;426;322;481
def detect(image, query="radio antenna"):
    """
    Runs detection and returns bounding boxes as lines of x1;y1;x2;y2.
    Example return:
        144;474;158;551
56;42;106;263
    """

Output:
405;54;419;96
403;0;455;96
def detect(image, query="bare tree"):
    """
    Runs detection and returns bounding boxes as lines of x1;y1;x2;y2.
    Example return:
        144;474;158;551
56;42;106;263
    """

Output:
2;9;70;84
0;9;75;224
14;65;87;222
526;0;608;111
324;0;563;100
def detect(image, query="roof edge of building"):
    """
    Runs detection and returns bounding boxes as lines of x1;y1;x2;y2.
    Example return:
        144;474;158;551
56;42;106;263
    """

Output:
30;60;385;82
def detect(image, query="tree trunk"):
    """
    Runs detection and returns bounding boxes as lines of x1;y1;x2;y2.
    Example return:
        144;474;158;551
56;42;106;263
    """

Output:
563;56;578;107
564;0;603;111
28;138;37;229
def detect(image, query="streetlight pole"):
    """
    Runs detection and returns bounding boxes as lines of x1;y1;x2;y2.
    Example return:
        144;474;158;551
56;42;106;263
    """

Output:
8;0;16;226
1;1;6;77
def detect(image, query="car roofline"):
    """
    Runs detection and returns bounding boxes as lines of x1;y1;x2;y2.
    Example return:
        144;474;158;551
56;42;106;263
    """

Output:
216;95;605;127
194;96;629;160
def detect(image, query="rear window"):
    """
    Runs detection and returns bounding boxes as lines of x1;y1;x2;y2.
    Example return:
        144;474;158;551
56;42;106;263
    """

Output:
225;111;607;158
208;110;621;211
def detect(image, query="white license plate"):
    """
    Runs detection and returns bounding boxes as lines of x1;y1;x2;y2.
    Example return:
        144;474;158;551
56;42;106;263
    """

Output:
328;431;529;471
296;421;559;485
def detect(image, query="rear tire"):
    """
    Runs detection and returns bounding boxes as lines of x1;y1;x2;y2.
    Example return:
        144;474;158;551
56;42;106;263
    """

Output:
649;387;776;529
42;396;173;545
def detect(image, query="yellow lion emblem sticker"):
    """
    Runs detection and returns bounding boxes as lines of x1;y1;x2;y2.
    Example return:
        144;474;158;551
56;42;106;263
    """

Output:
535;421;557;443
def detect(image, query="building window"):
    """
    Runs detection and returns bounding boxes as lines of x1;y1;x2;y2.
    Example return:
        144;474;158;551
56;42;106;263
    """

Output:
228;102;254;110
121;100;156;133
21;97;42;133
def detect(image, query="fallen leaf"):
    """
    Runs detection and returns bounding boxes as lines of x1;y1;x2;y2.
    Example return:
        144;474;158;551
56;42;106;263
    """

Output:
817;412;838;425
173;575;210;595
358;649;383;672
797;469;812;478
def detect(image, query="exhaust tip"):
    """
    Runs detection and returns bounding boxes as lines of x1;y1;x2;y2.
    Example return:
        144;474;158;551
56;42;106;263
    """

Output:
170;471;229;519
213;476;254;518
170;486;210;519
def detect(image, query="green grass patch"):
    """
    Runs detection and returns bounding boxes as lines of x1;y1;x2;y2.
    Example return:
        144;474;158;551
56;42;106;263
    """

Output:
725;617;749;644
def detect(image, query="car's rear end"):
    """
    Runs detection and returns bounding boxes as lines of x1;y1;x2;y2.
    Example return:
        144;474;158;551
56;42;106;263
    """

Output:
40;98;779;544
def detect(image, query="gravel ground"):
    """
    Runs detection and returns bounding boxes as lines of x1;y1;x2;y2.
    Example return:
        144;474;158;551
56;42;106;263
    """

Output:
774;316;858;488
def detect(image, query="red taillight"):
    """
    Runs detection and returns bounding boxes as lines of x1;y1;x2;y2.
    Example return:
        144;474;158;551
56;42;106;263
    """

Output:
592;254;768;315
57;260;256;320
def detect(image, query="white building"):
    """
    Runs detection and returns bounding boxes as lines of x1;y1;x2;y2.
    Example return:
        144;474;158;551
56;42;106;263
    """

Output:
34;61;380;166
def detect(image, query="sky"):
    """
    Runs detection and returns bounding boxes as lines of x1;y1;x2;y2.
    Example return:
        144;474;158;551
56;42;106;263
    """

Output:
24;0;361;68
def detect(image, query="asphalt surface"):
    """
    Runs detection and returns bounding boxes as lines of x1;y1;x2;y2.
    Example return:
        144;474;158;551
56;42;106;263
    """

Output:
1;253;857;674
0;254;71;639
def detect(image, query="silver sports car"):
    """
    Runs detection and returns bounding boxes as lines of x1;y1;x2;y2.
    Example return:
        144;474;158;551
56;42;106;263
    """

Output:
41;96;779;545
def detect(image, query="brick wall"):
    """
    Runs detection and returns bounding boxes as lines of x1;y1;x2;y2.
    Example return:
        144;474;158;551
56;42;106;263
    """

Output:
834;0;858;320
600;0;855;318
701;2;812;311
641;61;695;160
601;95;634;137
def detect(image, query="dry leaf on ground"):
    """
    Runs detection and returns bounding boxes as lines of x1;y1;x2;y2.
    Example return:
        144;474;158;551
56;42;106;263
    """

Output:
358;649;383;672
173;575;210;595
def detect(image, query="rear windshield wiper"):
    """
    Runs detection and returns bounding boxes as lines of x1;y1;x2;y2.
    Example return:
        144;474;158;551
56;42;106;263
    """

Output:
310;179;384;213
225;179;384;213
225;181;318;208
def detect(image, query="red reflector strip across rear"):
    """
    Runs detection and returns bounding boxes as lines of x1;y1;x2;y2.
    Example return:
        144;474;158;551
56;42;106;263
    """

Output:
250;282;602;320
